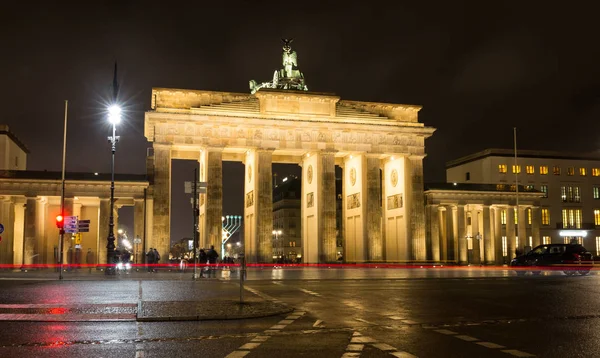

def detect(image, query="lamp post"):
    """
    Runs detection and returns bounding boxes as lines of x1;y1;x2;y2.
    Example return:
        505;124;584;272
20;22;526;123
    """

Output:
105;104;121;275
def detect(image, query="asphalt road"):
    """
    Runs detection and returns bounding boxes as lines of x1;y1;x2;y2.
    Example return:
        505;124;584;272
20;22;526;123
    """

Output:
0;268;599;357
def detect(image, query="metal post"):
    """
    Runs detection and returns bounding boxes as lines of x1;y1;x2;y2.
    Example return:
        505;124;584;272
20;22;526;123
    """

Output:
59;100;68;280
514;127;519;256
193;168;199;280
106;122;117;275
239;254;245;304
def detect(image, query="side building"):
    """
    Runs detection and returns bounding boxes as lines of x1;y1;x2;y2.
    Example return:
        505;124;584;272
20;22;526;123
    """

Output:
446;149;600;256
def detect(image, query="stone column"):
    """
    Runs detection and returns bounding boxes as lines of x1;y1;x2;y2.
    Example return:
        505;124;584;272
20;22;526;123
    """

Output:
256;150;273;263
23;197;37;265
321;151;338;262
457;205;467;264
483;205;493;264
531;206;541;247
98;199;110;265
427;204;440;262
518;206;527;253
134;199;145;264
408;156;426;261
151;145;171;262
13;198;25;266
507;207;516;259
0;198;14;264
471;207;481;264
366;155;382;262
494;207;504;265
206;149;223;251
438;207;446;261
445;205;456;263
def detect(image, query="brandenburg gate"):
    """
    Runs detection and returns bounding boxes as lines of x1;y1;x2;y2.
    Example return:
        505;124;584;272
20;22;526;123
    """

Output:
145;41;435;263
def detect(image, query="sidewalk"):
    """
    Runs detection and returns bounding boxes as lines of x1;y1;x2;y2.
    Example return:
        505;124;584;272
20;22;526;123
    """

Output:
0;275;292;322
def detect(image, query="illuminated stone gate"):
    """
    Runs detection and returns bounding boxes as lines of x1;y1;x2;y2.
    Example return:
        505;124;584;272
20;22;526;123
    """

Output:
145;43;435;263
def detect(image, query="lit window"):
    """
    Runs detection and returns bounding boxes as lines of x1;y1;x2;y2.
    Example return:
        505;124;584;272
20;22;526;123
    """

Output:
597;237;600;256
527;209;532;225
562;209;582;228
595;187;600;200
593;168;600;177
528;236;532;247
540;166;548;175
542;209;550;225
540;185;548;198
580;168;587;176
501;210;506;225
561;186;581;203
526;185;535;191
498;164;507;174
543;236;551;245
502;236;507;257
514;210;518;225
512;165;521;174
595;210;600;226
496;184;506;191
526;165;534;174
567;167;574;176
516;236;519;248
553;166;561;175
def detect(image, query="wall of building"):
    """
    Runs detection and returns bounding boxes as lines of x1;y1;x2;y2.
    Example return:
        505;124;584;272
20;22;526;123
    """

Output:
0;135;27;170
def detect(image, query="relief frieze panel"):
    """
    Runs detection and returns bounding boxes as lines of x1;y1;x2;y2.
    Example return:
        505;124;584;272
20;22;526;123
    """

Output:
347;193;361;210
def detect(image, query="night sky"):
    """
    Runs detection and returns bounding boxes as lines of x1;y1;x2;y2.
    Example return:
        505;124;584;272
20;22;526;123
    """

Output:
3;1;600;243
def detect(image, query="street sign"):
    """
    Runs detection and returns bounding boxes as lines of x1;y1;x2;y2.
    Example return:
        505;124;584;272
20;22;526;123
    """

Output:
78;219;90;233
75;233;82;245
0;223;4;234
64;216;78;234
184;181;192;194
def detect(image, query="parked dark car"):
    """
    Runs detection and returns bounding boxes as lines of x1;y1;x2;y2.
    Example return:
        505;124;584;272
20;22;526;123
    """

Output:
510;244;594;276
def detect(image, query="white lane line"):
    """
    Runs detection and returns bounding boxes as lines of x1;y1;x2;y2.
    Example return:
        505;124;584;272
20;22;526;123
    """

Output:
477;342;505;349
346;344;364;351
341;353;361;358
372;343;397;351
279;319;294;324
401;320;419;325
251;336;270;342
388;316;403;320
286;315;301;320
353;332;362;336
239;342;261;350
224;351;250;358
354;318;378;325
434;329;457;335
264;329;280;334
270;324;286;330
350;336;377;343
313;319;324;327
454;335;479;342
390;352;418;358
501;349;536;357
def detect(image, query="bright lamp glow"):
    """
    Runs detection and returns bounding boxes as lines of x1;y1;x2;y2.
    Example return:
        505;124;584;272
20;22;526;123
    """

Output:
559;230;587;237
108;105;121;124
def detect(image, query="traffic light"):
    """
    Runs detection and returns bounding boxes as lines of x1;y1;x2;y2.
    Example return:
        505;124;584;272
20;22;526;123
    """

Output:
56;215;64;229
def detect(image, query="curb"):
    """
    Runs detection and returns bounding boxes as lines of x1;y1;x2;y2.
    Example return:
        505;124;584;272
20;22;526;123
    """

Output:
136;305;293;322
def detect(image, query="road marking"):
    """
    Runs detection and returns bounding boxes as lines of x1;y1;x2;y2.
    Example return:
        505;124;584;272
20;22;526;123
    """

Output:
390;352;418;358
477;342;505;349
351;336;377;343
401;320;419;325
279;319;294;324
501;349;536;357
346;344;364;351
372;343;397;351
388;316;403;320
434;329;457;335
270;325;286;330
264;330;280;334
135;344;145;358
224;351;250;358
239;342;261;350
251;336;270;342
353;332;362;336
341;353;361;358
354;318;378;325
313;319;324;327
455;335;479;342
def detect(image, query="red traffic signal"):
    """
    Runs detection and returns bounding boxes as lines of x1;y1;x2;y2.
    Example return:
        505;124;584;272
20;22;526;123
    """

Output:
56;215;64;229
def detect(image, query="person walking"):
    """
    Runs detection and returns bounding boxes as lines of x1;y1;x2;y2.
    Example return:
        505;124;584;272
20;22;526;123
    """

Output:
198;249;208;278
207;245;219;278
153;248;161;272
146;248;155;272
86;249;95;274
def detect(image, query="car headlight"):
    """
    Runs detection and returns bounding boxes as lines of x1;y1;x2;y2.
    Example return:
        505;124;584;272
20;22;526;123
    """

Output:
125;263;131;269
117;263;123;269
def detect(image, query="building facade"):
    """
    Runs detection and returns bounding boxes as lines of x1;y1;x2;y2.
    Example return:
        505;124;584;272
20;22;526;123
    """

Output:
0;125;28;170
273;176;302;262
425;183;544;264
447;149;600;256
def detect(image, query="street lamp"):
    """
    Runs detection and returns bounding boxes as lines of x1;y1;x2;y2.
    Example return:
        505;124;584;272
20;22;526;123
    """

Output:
105;104;121;275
